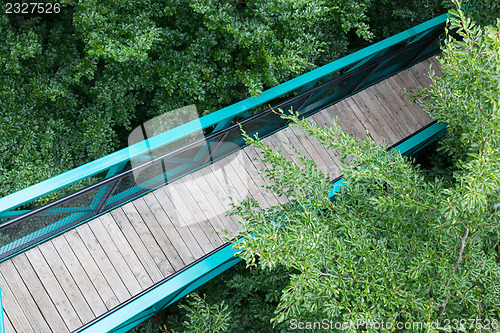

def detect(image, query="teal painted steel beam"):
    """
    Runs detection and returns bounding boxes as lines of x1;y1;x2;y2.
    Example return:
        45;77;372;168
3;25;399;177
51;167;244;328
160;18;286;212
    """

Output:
89;185;112;211
0;13;448;216
394;122;447;156
212;116;235;132
161;256;242;310
105;161;128;178
0;210;30;219
0;212;88;260
108;257;242;333
346;49;388;74
108;311;155;333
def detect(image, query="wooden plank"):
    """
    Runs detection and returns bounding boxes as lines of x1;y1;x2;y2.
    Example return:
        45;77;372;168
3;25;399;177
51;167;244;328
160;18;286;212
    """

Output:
112;205;175;277
228;150;276;208
363;87;409;140
201;160;245;204
166;177;224;248
149;188;206;259
387;75;433;126
198;162;248;225
131;196;192;269
50;235;109;316
182;172;240;237
4;311;16;333
63;229;121;309
354;89;402;143
388;75;430;127
244;143;274;172
200;159;257;232
261;134;300;167
200;163;249;228
235;148;280;207
287;123;339;178
370;78;422;133
261;130;337;195
10;254;68;332
37;241;95;324
218;150;272;209
88;216;147;293
101;213;160;285
75;224;131;303
155;184;214;253
189;166;243;228
310;104;361;170
25;247;82;331
350;91;396;144
205;151;273;220
270;129;308;168
281;126;316;161
262;133;324;179
384;76;427;121
214;152;256;202
290;115;338;172
0;261;50;332
408;60;434;89
193;162;248;233
339;97;386;146
394;68;428;93
320;100;370;142
286;122;332;165
0;273;35;333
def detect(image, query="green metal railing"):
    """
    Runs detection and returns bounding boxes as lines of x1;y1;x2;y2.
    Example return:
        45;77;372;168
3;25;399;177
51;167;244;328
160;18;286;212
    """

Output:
0;13;448;262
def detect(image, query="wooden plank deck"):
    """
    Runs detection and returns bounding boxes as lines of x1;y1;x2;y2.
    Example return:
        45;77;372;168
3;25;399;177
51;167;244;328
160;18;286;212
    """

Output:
0;57;440;332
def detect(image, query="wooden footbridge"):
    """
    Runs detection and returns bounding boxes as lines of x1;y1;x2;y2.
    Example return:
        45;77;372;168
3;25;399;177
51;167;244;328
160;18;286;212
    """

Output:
0;14;448;333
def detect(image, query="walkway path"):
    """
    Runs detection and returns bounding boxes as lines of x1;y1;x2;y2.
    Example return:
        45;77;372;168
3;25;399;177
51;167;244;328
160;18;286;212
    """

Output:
0;56;441;333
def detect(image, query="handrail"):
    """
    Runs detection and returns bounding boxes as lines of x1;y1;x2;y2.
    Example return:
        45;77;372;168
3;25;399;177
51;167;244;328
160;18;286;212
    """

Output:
0;40;443;230
0;13;449;216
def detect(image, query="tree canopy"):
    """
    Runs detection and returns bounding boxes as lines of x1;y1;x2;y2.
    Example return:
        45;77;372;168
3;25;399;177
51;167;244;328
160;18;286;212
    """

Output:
216;6;499;330
0;0;450;199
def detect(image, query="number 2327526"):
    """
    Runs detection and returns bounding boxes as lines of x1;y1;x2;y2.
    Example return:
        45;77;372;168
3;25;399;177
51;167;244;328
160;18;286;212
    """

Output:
5;3;61;14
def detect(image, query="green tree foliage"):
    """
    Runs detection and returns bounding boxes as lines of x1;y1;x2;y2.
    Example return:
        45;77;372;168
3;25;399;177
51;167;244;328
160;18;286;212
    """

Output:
0;0;448;200
171;293;231;333
165;263;290;333
367;0;445;43
453;0;500;26
128;262;291;333
225;8;500;329
368;0;499;45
